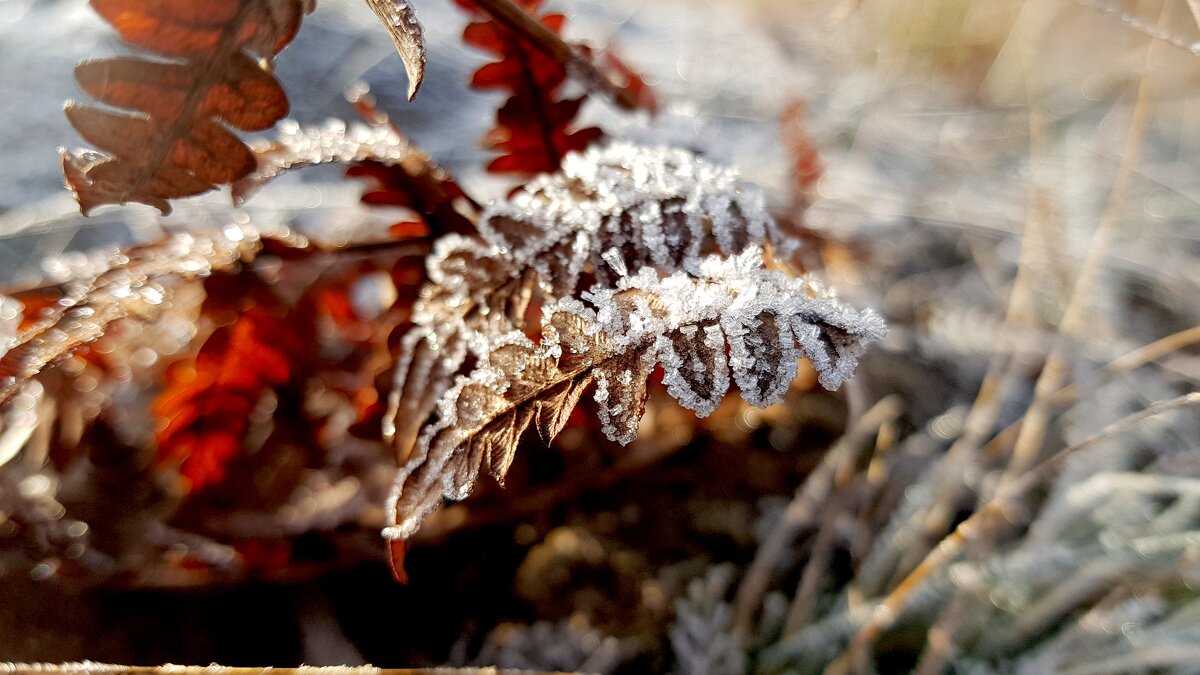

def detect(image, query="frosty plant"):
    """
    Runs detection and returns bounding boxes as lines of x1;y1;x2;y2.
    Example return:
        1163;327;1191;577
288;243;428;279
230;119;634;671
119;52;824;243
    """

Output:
0;0;883;585
382;142;886;560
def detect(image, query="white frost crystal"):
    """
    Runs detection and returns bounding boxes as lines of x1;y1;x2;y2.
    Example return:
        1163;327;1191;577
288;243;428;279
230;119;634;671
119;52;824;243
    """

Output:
548;247;886;430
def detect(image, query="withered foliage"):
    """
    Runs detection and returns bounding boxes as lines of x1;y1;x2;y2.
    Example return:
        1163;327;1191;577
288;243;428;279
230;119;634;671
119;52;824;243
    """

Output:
61;0;432;215
382;143;885;562
0;227;273;408
62;0;314;214
153;272;313;490
457;0;604;174
343;87;479;236
385;142;794;462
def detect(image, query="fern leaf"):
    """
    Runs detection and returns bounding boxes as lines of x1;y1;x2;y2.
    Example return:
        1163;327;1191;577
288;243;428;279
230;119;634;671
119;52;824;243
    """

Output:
63;0;311;214
386;142;793;460
383;247;886;541
457;0;601;174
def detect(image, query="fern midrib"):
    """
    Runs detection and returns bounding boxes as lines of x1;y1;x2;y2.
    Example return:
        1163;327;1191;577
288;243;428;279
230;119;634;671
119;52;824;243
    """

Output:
508;27;565;172
442;333;654;454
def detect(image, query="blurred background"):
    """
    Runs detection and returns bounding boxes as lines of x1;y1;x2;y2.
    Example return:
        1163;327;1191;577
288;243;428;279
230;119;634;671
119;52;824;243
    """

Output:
2;0;1199;672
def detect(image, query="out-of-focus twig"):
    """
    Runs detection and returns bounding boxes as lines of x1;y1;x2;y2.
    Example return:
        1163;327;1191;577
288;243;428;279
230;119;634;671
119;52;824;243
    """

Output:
731;396;901;640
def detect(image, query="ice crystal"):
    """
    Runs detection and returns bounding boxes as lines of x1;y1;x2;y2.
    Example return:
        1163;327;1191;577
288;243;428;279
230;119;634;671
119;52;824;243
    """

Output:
383;143;885;544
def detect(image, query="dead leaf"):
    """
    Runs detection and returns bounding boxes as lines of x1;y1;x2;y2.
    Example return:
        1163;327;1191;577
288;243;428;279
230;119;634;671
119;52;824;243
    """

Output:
362;0;427;100
64;0;310;214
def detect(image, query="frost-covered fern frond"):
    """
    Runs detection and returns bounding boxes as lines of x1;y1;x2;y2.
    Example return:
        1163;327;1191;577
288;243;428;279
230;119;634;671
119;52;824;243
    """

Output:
384;248;885;540
386;142;828;460
473;141;794;295
382;143;884;545
232;121;419;202
424;141;790;324
386;144;796;454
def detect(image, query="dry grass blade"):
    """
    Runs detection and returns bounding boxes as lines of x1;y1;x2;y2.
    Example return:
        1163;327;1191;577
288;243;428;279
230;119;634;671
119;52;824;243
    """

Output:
731;396;901;639
998;11;1159;491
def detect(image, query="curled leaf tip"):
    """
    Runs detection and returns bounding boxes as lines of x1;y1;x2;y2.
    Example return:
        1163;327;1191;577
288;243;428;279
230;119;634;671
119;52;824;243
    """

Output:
363;0;427;101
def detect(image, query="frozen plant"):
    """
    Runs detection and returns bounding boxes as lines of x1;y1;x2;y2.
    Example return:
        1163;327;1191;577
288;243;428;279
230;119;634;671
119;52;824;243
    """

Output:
382;142;886;548
386;141;796;455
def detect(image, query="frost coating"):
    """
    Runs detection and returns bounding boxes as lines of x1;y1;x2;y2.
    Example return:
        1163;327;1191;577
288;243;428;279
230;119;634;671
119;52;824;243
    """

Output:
383;143;886;544
437;140;793;304
388;142;798;456
549;247;887;419
383;246;885;540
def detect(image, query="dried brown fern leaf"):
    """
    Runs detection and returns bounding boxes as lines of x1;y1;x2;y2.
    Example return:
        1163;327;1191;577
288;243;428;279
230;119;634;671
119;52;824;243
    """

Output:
385;142;794;460
62;0;313;214
383;247;886;543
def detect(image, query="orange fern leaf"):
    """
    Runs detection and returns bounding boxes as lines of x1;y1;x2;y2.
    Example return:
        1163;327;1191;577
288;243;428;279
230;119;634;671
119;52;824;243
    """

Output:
153;275;311;490
63;0;311;214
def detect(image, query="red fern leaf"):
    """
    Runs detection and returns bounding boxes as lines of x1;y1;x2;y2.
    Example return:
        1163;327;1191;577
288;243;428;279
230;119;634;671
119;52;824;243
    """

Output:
346;160;477;236
780;100;823;203
458;0;602;175
153;274;310;491
63;0;310;215
345;86;479;236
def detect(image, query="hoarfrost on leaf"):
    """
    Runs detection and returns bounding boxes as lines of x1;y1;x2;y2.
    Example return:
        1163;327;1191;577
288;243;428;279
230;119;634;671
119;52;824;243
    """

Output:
381;142;886;549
